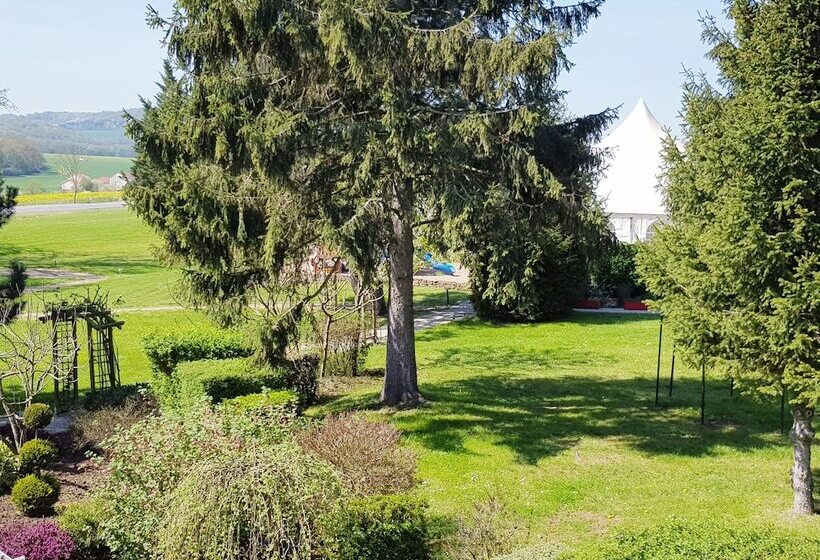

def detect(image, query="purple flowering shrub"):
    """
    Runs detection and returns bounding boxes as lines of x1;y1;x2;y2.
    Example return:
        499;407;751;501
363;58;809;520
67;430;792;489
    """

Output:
0;521;76;560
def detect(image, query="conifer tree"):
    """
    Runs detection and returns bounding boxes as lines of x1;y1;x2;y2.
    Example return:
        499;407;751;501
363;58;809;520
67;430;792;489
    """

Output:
638;0;819;514
127;0;611;407
0;90;17;228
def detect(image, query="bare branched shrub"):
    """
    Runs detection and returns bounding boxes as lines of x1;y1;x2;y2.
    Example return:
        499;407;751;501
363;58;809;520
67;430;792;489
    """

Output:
297;413;417;496
444;496;527;560
72;394;158;453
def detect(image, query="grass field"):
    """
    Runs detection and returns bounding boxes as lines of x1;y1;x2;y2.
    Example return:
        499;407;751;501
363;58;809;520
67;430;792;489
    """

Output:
5;153;133;193
313;314;820;551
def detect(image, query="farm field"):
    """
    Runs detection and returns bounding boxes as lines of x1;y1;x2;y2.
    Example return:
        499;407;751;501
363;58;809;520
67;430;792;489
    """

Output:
4;153;133;194
315;314;820;551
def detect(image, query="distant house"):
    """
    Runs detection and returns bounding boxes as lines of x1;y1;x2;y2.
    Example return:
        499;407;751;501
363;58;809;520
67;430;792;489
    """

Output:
110;172;135;191
60;174;92;192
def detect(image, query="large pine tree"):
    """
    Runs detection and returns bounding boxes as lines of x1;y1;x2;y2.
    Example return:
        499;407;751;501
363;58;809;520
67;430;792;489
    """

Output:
127;0;611;407
638;0;819;514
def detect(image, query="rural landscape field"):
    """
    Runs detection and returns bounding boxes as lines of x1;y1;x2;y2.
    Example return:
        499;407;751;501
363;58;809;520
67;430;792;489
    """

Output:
0;1;818;559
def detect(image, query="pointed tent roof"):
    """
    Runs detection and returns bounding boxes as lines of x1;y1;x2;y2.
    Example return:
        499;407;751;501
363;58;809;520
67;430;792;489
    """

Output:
595;98;667;216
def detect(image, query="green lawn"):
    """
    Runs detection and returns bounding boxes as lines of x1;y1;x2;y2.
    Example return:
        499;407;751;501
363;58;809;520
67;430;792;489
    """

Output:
313;313;820;551
5;154;133;193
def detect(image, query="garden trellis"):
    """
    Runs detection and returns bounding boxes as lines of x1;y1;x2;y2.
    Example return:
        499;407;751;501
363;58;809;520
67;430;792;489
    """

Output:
40;299;123;411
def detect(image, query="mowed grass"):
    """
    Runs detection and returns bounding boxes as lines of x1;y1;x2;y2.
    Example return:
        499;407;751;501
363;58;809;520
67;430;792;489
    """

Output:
314;314;820;550
5;154;133;193
0;209;179;308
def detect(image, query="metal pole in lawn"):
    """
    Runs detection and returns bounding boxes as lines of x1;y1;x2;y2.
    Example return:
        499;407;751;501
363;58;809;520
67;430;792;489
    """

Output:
655;317;663;406
668;349;676;399
700;363;706;426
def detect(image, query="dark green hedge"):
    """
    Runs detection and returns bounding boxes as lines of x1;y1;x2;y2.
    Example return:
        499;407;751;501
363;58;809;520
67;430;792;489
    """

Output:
174;358;285;406
143;328;252;375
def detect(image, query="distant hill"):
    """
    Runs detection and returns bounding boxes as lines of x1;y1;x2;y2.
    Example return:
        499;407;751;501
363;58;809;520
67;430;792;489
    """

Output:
0;108;143;157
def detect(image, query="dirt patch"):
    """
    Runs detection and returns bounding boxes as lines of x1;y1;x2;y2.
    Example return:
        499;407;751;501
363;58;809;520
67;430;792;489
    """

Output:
24;268;106;292
0;432;103;528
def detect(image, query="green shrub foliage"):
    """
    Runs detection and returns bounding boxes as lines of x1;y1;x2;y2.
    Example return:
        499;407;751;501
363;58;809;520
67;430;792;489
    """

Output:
0;442;17;493
18;438;58;475
578;520;820;560
22;403;54;431
492;545;560;560
58;499;110;560
281;353;320;405
143;327;251;375
11;473;60;516
158;444;342;560
221;390;299;413
327;494;433;560
588;242;645;300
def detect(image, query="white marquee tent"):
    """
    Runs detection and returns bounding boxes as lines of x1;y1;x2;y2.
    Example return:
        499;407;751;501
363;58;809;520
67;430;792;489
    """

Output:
595;98;669;243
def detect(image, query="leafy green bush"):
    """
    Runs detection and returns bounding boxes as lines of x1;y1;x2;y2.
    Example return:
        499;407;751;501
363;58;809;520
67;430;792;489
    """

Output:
58;499;109;559
157;444;343;560
11;473;60;516
18;439;58;475
143;327;251;375
588;242;646;301
326;494;433;560
0;442;17;493
576;519;820;560
23;403;53;431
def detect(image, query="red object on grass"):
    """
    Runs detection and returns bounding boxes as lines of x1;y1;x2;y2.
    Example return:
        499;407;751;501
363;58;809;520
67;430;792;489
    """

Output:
623;300;649;311
575;298;601;309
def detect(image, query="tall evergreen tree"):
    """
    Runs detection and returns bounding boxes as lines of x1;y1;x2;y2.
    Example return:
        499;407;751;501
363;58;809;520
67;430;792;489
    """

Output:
127;0;611;407
638;0;819;514
0;90;18;228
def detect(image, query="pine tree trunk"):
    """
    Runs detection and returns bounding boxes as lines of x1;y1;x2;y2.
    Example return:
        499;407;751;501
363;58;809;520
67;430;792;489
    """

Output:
381;183;420;407
790;405;815;515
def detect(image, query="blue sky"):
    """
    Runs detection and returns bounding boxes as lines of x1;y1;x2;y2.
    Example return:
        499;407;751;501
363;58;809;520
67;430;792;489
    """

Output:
1;1;727;134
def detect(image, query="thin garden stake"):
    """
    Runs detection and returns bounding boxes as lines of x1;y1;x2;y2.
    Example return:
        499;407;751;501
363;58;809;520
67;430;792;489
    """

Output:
668;349;676;399
729;377;734;397
700;363;706;426
655;318;663;406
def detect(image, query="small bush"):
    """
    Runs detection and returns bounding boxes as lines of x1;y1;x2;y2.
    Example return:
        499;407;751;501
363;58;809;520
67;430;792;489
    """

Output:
326;494;433;560
0;520;75;560
11;473;61;516
72;393;158;453
298;413;416;496
282;353;320;404
172;357;287;407
58;499;109;559
23;403;54;431
82;383;151;411
157;444;343;560
144;327;252;375
18;438;59;474
578;519;820;560
0;442;17;493
444;496;525;560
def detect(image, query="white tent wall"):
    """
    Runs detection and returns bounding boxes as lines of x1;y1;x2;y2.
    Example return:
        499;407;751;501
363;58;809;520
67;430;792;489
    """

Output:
596;98;669;243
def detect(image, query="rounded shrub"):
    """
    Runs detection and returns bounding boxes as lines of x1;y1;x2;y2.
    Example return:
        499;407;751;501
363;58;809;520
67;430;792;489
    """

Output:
11;473;61;516
0;520;76;560
18;438;59;474
0;442;18;493
58;499;109;559
327;494;433;560
157;444;343;560
23;403;54;431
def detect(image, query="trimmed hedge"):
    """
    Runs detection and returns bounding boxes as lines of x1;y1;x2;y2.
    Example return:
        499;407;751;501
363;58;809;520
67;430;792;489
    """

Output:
58;499;109;559
221;390;299;413
144;328;252;375
169;357;286;407
23;403;54;431
18;439;59;475
576;519;820;560
12;473;60;516
327;494;433;560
